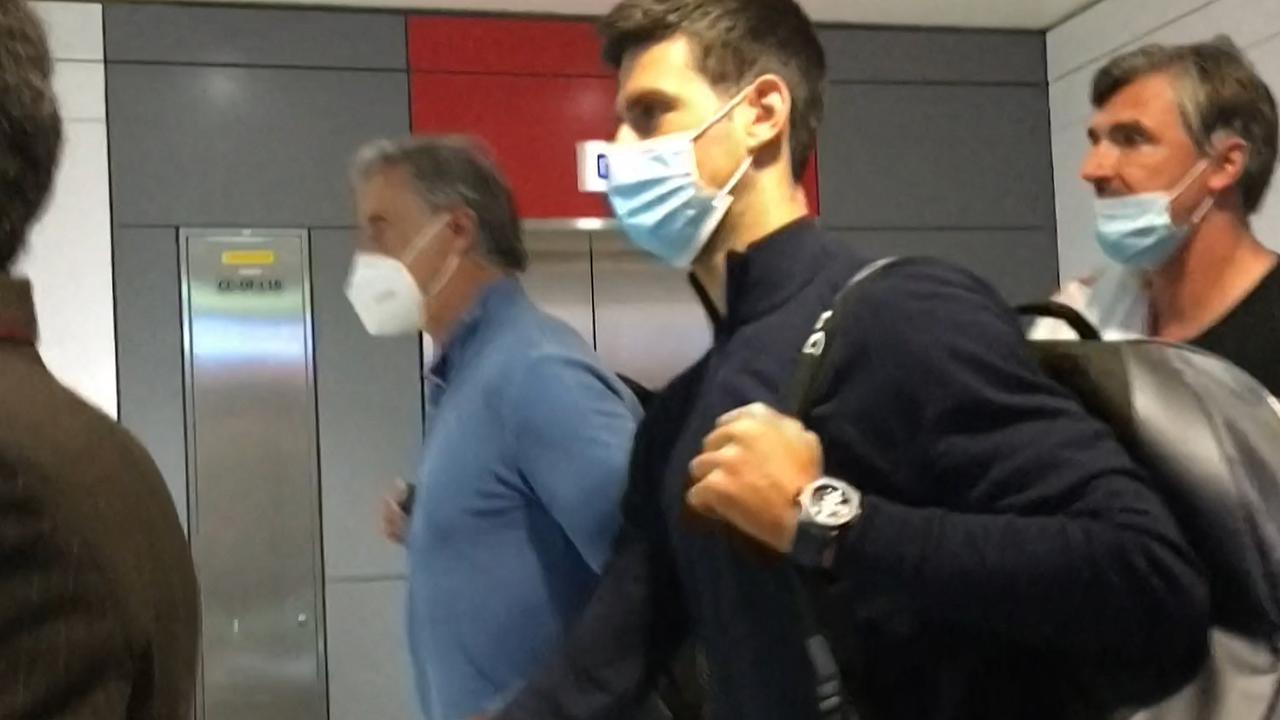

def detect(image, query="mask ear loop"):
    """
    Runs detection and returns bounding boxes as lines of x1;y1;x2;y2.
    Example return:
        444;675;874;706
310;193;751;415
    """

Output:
1170;158;1211;198
718;153;754;200
691;84;756;141
1170;158;1215;227
692;85;758;195
425;252;461;299
403;214;459;299
402;214;451;264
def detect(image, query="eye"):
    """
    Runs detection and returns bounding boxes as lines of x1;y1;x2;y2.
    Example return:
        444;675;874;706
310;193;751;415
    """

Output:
629;101;662;137
1113;125;1149;148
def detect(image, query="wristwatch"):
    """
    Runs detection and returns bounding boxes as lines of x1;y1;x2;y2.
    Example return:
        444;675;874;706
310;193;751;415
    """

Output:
789;477;862;570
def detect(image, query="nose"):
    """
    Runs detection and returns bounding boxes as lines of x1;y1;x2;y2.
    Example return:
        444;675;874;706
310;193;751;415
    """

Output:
613;124;638;145
1080;142;1116;192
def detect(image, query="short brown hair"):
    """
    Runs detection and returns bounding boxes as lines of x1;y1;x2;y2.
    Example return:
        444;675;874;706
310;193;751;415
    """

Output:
600;0;826;181
0;0;62;269
1092;36;1278;215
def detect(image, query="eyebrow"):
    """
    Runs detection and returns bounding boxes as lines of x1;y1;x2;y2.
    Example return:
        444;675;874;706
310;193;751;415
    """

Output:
615;88;679;121
1087;120;1150;142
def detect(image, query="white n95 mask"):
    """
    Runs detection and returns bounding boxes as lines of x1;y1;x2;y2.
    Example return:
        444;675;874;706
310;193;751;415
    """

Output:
345;216;455;337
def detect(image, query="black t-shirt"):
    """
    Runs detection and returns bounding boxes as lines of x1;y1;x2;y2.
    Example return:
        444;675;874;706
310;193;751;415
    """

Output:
1191;260;1280;396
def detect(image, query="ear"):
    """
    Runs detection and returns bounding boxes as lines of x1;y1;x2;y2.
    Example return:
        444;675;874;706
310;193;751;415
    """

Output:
740;74;791;156
443;206;478;256
1207;134;1250;196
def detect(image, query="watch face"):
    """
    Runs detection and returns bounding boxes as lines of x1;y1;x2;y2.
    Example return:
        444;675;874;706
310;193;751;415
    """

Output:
802;479;859;527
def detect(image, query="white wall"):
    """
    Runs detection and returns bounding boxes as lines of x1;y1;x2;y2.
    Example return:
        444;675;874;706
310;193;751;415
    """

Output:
18;2;116;418
1048;0;1280;283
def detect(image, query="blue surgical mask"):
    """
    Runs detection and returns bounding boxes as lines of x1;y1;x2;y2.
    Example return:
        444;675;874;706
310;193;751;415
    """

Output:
604;88;754;268
1094;159;1213;269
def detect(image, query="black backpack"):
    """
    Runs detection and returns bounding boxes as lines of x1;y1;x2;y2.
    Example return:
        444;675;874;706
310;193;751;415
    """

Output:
787;257;1280;720
619;373;711;720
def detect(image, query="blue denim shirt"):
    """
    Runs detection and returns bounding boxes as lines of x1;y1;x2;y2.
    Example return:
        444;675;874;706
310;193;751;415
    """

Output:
406;277;640;720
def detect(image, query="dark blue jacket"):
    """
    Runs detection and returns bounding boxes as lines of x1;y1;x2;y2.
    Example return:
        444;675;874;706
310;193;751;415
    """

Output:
499;219;1209;720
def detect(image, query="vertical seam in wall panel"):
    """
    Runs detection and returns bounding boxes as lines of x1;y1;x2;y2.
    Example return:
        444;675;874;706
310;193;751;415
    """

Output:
588;234;598;351
404;13;429;430
101;15;120;421
305;234;334;715
174;229;194;538
1041;30;1061;285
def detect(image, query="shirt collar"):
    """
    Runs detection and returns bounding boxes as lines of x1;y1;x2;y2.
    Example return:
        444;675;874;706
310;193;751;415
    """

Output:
690;218;826;336
428;275;522;383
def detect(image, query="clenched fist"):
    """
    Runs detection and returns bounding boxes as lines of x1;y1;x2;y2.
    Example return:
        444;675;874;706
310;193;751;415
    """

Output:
687;402;823;553
380;478;412;545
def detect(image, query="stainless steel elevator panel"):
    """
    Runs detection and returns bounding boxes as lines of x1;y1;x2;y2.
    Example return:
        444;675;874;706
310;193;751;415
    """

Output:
522;229;595;346
591;231;712;388
180;228;328;720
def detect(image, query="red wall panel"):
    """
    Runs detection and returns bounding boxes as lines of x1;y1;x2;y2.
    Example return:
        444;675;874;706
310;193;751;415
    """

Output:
407;16;820;219
408;16;609;77
411;72;616;218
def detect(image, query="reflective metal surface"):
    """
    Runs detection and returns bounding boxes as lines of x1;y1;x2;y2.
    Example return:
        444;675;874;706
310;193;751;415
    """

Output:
523;230;595;346
590;231;711;389
180;228;328;720
522;217;618;233
516;227;710;390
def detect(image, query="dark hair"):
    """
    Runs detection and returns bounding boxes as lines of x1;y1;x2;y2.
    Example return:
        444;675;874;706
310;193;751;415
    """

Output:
1092;36;1279;215
351;135;527;273
600;0;826;181
0;0;62;269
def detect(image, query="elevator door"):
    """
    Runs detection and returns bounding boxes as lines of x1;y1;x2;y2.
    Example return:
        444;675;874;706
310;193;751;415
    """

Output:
181;229;328;720
522;228;595;346
591;231;712;389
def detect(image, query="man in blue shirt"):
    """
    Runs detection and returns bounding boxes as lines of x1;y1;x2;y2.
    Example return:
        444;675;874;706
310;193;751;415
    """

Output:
345;135;641;720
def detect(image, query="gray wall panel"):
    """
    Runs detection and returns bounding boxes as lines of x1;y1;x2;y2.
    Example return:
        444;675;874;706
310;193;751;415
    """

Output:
820;28;1045;84
104;4;407;69
107;64;408;227
114;226;188;531
311;229;421;580
326;580;415;720
819;83;1054;230
830;228;1058;304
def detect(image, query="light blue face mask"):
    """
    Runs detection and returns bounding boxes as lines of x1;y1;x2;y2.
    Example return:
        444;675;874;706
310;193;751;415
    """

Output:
1094;159;1214;269
604;88;754;268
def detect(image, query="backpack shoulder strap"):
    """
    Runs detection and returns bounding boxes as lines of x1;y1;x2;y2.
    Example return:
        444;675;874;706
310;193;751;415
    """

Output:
783;256;900;418
783;256;900;720
1016;301;1102;341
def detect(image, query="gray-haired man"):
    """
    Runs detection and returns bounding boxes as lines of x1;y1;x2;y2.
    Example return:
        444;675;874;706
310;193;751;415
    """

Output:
1040;37;1280;395
346;135;641;720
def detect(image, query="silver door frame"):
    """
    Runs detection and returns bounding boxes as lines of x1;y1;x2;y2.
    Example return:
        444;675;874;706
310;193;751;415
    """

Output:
179;227;329;720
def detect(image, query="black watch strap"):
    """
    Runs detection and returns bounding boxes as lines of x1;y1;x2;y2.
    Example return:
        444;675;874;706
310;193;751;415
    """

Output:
791;517;838;570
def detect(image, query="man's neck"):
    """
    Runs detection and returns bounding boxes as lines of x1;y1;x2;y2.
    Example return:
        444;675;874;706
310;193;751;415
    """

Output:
425;260;504;347
690;182;809;315
1149;213;1278;341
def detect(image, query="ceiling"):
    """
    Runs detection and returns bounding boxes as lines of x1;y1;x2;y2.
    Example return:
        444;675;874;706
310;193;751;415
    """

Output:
163;0;1102;31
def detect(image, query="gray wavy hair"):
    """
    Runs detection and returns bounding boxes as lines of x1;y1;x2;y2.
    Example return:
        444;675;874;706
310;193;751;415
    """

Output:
351;135;527;272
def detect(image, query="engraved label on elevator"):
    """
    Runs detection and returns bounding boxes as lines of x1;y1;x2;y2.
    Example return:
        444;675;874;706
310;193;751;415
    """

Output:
180;229;328;720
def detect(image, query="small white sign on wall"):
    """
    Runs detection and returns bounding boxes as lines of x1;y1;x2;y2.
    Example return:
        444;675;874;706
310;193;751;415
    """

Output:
576;140;610;193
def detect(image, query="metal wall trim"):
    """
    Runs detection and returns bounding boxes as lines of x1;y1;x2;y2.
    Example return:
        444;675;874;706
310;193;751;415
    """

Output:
521;217;617;233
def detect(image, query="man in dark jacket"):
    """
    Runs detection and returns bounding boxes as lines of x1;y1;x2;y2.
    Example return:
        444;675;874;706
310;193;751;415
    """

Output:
494;1;1210;719
0;3;200;717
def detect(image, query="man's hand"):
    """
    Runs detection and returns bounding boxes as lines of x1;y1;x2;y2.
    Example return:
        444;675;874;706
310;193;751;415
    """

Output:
380;478;411;545
687;403;823;553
